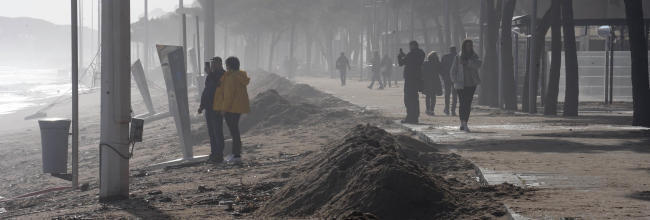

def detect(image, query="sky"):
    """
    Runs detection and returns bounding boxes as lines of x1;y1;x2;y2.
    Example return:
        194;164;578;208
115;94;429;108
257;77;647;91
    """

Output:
0;0;197;28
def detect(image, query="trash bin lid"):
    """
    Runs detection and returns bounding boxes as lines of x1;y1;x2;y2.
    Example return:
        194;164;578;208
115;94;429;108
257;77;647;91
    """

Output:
38;118;71;129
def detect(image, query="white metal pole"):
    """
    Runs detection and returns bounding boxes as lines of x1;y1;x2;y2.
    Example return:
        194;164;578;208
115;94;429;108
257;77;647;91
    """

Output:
203;0;215;62
196;15;201;76
144;0;149;76
71;0;79;190
99;0;130;200
79;0;84;72
180;0;188;75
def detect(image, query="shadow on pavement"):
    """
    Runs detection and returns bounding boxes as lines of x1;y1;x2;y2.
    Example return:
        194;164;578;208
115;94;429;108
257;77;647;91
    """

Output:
450;137;650;153
627;191;650;202
524;130;650;139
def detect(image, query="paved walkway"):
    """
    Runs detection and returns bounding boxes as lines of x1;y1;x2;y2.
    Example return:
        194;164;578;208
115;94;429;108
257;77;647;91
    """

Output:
296;76;650;219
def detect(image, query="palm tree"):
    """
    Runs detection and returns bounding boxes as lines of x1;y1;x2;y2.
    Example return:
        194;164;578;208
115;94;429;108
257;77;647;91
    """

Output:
544;0;562;115
624;0;650;127
561;0;579;117
500;0;517;110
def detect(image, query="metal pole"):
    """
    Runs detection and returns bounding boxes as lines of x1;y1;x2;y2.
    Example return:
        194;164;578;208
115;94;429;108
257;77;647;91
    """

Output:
528;0;538;113
144;0;149;75
372;0;377;52
604;36;610;103
180;0;188;77
609;33;614;104
79;0;83;72
99;0;130;200
196;15;201;76
71;0;79;190
410;0;415;40
202;0;215;62
514;32;519;92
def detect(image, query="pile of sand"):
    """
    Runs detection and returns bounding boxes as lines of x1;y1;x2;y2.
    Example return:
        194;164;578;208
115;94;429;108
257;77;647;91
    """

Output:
249;71;352;108
257;125;464;219
239;89;321;133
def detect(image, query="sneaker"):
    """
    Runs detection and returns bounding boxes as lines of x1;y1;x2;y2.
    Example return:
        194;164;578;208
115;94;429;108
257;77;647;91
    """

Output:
225;155;242;164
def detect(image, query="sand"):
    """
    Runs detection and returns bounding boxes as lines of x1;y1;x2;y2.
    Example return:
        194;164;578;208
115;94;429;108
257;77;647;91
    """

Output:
0;72;530;219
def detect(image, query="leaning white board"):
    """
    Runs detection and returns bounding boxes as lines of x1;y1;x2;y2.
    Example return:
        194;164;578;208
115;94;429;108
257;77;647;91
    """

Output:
131;59;156;115
156;45;193;159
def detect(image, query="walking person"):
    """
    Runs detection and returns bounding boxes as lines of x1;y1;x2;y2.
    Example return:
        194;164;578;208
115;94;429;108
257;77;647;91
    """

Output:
421;51;443;116
335;52;351;86
450;40;482;132
198;57;226;163
397;41;426;124
441;46;458;116
213;57;250;164
381;54;393;88
368;51;384;89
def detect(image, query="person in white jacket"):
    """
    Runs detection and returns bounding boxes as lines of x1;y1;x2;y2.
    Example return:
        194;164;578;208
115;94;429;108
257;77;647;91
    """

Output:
450;39;482;132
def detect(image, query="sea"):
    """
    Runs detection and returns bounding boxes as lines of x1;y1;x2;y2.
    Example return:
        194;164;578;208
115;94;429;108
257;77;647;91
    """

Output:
0;66;91;116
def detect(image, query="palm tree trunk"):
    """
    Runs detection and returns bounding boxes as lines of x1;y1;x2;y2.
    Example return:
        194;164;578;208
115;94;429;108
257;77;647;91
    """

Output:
544;0;562;115
500;0;517;110
624;0;650;126
562;0;579;116
479;0;500;107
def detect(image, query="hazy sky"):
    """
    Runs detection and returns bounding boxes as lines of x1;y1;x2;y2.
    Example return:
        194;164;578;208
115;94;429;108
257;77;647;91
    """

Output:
1;0;197;28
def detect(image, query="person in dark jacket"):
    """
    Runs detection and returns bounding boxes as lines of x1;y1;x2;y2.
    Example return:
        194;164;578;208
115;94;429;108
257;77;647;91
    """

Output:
335;52;351;86
381;54;393;88
368;51;384;89
450;40;482;132
421;51;443;116
397;41;426;124
198;57;225;163
440;46;458;116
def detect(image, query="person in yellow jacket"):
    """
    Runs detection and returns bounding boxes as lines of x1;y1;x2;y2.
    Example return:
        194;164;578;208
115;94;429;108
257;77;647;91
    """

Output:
213;56;250;164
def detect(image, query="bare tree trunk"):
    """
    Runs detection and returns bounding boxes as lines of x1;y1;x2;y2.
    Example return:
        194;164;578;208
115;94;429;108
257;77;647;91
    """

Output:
479;0;500;107
479;0;486;58
267;32;281;72
500;0;517;110
451;1;467;46
289;22;296;78
562;0;579;116
325;30;335;75
305;31;313;75
523;7;552;112
444;0;452;48
528;0;539;113
624;0;650;127
420;17;430;51
434;17;446;51
544;0;562;115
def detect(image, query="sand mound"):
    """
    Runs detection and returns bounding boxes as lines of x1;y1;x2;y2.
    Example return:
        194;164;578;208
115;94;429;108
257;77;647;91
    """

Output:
249;71;353;108
239;89;320;133
256;125;462;219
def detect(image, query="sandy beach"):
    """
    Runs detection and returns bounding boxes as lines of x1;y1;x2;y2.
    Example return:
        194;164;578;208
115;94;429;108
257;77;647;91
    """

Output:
0;72;532;219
